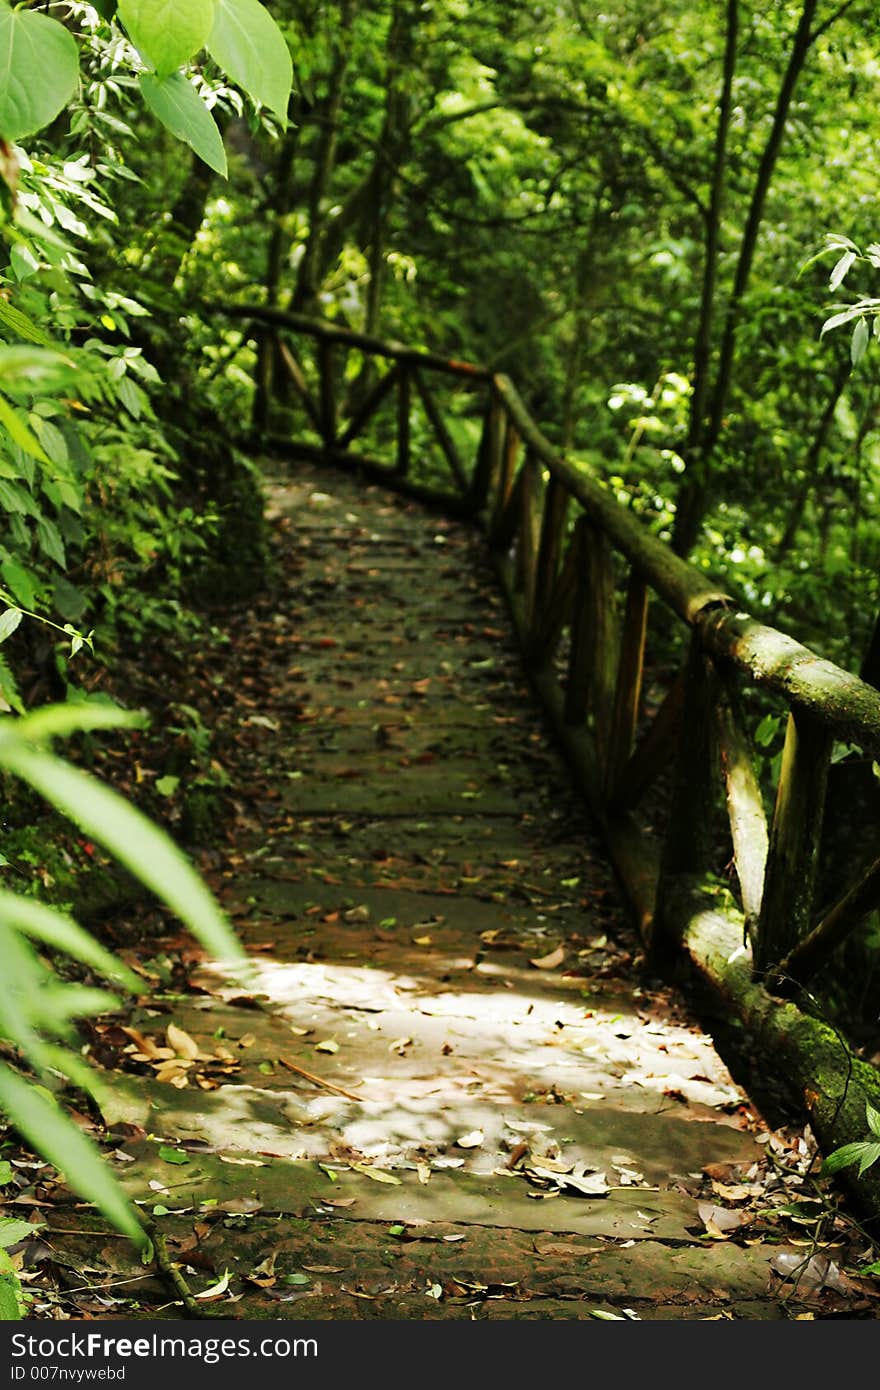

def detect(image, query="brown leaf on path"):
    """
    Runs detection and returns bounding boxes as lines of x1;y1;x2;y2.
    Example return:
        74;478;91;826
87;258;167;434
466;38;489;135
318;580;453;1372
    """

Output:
455;1130;484;1149
697;1202;749;1234
529;946;565;971
166;1024;200;1060
349;1163;402;1185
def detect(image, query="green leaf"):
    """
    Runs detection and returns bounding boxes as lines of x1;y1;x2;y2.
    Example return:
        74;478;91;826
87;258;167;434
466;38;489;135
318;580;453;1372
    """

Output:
30;417;69;468
155;774;180;796
821;301;880;337
0;655;23;716
36;517;66;569
139;73;227;178
0;481;38;518
0;1273;20;1321
851;316;869;366
866;1102;880;1139
0;891;141;992
208;0;292;123
754;713;780;748
0;1162;12;1185
0;4;79;142
0;348;77;396
0;1063;145;1247
0;1218;39;1249
0;301;52;347
822;1141;880;1176
0;739;242;964
0;396;50;465
857;1144;880;1177
829;250;856;292
158;1146;190;1165
0;561;37;610
13;701;143;745
119;0;216;77
0;610;21;645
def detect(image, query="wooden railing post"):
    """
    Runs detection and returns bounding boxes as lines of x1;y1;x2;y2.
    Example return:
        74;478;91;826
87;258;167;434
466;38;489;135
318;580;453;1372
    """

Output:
469;390;502;511
754;710;832;973
714;674;769;952
770;853;880;995
318;340;336;448
604;569;648;798
529;476;569;662
564;517;618;744
337;363;399;450
514;453;543;622
251;327;277;436
396;365;411;475
411;367;468;493
490;419;520;542
654;634;718;953
530;530;578;667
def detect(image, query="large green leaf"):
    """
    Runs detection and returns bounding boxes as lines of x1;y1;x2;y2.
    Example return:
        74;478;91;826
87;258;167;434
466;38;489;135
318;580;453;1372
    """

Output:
0;738;242;964
208;0;292;123
0;301;53;347
0;347;79;397
0;395;50;465
119;0;215;77
0;4;79;142
139;73;227;177
0;892;141;993
12;702;144;744
0;1064;145;1247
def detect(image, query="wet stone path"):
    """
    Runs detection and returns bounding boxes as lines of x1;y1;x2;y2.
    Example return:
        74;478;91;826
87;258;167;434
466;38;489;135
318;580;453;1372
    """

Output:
42;463;876;1319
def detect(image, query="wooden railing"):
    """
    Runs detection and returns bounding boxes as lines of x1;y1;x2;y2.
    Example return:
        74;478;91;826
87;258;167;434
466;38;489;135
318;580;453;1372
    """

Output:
224;306;880;998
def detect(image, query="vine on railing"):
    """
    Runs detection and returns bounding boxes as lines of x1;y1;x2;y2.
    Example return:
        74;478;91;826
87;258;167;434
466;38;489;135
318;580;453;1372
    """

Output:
222;305;880;997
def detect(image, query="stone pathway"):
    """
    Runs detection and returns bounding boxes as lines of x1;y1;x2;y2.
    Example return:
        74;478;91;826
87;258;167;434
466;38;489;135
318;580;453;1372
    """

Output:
42;463;877;1320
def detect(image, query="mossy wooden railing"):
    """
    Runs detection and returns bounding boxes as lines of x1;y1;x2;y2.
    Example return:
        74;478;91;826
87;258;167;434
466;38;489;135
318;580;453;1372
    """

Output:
223;306;880;1002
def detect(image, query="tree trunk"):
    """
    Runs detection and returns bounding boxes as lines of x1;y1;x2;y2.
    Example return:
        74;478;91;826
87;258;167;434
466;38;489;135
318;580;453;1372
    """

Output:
775;355;851;558
673;0;819;557
290;0;357;316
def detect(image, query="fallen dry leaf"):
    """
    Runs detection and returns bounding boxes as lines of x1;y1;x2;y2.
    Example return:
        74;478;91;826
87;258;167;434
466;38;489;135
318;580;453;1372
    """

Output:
167;1024;200;1060
529;946;566;971
194;1271;231;1301
697;1202;749;1234
349;1163;402;1185
455;1130;484;1149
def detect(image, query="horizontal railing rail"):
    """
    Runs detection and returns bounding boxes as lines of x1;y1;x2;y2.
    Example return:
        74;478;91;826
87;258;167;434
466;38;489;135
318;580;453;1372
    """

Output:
224;305;880;996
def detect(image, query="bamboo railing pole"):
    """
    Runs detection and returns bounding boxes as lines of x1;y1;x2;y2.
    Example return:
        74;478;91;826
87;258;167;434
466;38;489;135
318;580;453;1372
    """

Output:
396;366;411;475
337;363;399;449
770;854;880;995
411;367;469;493
472;391;504;514
532;528;578;665
564;517;592;726
714;674;769;948
530;476;570;659
318;340;337;447
604;570;649;800
584;520;619;751
755;711;832;973
654;635;719;952
514;453;543;623
609;668;686;815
